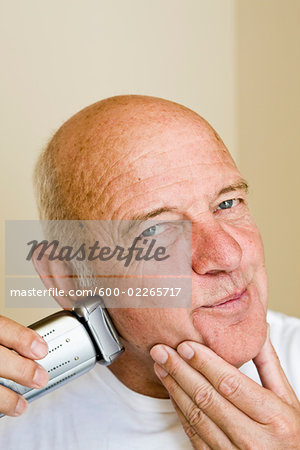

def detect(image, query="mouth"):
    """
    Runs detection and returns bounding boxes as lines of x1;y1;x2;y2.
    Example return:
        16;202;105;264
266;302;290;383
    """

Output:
198;288;248;310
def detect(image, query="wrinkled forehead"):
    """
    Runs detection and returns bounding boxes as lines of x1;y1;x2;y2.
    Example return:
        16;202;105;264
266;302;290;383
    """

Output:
91;134;236;218
106;128;233;191
56;108;237;220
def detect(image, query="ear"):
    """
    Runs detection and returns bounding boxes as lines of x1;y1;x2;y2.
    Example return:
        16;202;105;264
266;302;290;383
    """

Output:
31;247;78;310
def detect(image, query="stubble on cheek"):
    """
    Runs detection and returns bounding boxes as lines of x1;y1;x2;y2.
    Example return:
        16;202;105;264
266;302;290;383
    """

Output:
109;307;203;354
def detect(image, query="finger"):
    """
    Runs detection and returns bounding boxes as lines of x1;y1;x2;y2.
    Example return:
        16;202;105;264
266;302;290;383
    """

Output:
253;325;299;406
170;397;212;450
0;385;27;417
176;341;284;423
152;342;281;424
154;364;234;450
151;349;252;449
0;315;48;360
0;345;49;389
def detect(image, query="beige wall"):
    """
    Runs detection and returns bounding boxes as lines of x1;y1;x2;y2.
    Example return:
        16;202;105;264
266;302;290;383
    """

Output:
0;0;299;324
237;0;300;317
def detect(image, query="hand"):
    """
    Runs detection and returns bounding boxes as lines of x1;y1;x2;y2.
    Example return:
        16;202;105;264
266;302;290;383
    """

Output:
150;329;300;449
0;315;49;417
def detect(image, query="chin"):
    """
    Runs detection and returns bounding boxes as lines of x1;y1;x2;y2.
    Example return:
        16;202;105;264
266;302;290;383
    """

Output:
192;299;268;367
213;323;268;368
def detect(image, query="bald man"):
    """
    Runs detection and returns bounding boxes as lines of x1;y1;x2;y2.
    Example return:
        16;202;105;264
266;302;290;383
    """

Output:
0;96;299;449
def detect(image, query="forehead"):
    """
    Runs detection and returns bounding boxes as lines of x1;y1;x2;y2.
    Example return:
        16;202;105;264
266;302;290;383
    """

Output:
94;123;239;220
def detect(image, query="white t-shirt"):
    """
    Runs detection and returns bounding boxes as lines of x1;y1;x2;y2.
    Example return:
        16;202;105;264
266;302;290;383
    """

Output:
0;310;299;450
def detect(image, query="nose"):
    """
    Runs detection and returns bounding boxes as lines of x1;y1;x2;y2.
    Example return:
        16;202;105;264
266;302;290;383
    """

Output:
192;217;242;275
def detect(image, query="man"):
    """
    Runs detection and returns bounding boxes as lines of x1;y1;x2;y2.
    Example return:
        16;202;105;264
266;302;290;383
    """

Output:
0;95;299;449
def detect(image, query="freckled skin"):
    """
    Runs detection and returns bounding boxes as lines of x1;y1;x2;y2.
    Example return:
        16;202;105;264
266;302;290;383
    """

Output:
50;95;268;398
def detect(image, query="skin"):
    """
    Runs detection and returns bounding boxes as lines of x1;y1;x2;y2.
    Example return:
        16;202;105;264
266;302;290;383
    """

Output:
1;96;298;447
150;330;300;449
48;95;268;396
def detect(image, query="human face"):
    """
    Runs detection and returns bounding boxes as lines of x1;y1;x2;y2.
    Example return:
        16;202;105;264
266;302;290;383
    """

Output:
95;117;268;370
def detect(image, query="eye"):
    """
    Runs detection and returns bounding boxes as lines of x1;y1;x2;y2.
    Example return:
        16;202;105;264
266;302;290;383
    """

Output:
140;223;167;237
216;198;240;210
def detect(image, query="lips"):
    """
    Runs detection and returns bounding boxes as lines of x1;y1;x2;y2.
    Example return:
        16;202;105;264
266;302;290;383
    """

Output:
200;288;247;309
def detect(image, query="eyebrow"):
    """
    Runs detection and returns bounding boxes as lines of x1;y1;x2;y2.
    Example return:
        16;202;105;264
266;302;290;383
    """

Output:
130;206;180;222
217;179;249;197
129;179;249;223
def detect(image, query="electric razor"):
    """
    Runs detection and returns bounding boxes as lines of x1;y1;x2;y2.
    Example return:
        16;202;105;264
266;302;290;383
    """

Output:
0;296;124;417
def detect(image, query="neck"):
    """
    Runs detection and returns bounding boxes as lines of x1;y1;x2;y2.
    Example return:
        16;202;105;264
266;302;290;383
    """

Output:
107;344;169;398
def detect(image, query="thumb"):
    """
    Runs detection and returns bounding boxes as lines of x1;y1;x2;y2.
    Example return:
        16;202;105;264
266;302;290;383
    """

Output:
253;324;298;406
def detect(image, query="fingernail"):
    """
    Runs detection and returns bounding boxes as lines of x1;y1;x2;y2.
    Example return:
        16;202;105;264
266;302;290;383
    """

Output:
154;364;168;379
32;366;49;388
31;338;48;358
177;343;194;360
14;397;27;416
150;346;168;364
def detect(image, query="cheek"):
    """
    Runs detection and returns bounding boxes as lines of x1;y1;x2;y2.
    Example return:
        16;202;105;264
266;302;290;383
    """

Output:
107;309;150;350
191;225;268;366
239;225;268;306
107;308;202;351
240;222;265;267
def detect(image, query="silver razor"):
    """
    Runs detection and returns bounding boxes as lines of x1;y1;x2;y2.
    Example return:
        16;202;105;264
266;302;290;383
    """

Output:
0;296;124;417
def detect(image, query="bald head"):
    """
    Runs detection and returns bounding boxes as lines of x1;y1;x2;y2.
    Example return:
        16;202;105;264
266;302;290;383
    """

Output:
33;96;269;374
34;95;231;221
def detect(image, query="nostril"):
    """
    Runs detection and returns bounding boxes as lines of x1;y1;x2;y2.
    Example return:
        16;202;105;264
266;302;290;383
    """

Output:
206;270;225;275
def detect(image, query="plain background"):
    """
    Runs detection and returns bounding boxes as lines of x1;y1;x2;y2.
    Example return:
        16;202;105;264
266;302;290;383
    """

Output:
0;0;299;325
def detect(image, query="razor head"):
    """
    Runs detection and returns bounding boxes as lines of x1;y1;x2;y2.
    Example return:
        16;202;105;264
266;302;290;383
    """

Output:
73;296;124;365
